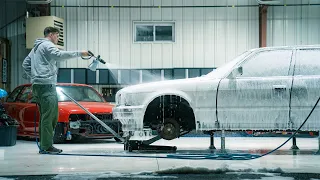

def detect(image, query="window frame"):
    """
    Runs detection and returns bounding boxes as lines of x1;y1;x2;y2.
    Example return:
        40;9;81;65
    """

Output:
16;86;32;103
133;21;175;43
6;86;24;103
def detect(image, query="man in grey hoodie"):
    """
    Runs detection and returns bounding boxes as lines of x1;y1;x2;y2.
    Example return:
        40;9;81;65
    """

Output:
22;26;88;154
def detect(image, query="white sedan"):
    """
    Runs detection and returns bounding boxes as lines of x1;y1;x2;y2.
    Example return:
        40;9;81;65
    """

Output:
113;45;320;140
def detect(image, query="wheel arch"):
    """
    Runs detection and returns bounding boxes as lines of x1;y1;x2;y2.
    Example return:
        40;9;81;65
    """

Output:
142;90;197;136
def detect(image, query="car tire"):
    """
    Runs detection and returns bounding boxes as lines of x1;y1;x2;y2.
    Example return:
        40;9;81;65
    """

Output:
53;123;66;144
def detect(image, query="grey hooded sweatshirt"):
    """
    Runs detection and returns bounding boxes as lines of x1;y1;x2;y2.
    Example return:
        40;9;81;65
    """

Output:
22;38;81;84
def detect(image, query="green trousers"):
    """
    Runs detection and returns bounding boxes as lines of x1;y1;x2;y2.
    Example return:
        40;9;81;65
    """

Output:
32;84;58;150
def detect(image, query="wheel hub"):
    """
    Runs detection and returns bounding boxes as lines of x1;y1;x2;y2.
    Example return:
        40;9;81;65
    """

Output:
159;118;180;140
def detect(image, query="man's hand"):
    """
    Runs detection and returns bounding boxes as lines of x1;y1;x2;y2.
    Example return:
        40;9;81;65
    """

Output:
81;50;89;57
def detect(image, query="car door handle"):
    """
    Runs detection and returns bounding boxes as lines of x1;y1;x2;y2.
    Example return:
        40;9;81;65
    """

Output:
273;85;287;90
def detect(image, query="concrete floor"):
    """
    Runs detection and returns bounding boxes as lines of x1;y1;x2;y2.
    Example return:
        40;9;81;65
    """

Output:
0;137;320;179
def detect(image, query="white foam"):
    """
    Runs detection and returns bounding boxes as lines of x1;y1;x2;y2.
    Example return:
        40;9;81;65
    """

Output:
156;166;284;175
260;177;294;180
0;150;3;160
0;178;15;180
53;171;177;180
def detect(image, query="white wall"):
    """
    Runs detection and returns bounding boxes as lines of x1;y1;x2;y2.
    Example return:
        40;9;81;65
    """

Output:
267;0;320;46
51;0;259;69
4;0;320;90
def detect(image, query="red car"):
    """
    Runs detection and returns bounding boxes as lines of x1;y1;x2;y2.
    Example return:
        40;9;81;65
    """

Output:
3;83;122;143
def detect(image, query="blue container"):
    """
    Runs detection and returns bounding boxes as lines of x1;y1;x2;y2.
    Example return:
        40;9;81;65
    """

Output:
0;89;7;98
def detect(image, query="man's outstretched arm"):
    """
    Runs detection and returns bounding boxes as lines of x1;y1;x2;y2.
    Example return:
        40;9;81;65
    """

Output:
46;43;88;61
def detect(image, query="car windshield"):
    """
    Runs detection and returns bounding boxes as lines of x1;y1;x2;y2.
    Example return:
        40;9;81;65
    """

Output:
56;86;104;102
204;50;252;78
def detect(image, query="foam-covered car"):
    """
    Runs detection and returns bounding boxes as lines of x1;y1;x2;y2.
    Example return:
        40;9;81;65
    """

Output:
3;83;121;143
113;45;320;140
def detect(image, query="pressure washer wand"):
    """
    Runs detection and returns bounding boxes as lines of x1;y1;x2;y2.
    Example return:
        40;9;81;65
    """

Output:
59;89;124;142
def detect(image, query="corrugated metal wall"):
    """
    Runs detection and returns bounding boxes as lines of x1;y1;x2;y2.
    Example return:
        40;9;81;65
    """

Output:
0;0;7;38
0;1;28;91
3;0;320;91
51;0;259;69
267;0;320;46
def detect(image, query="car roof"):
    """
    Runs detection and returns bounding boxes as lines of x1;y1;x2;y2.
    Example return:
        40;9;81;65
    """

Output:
250;44;320;52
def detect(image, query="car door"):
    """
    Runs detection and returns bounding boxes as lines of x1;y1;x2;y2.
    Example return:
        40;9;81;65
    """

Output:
15;86;39;135
194;79;220;131
290;48;320;131
217;49;294;130
3;86;25;133
14;86;34;134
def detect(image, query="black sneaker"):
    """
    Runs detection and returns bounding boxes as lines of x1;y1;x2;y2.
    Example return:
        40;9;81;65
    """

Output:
39;146;63;154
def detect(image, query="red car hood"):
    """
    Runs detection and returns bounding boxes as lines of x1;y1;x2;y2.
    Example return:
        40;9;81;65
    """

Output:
58;102;114;114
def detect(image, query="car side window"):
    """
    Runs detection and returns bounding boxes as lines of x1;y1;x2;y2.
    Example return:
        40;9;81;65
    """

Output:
87;88;104;102
6;86;24;102
295;49;320;76
16;86;32;103
239;50;292;77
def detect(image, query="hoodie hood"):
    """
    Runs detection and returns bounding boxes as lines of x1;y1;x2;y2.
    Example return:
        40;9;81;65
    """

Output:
33;38;50;52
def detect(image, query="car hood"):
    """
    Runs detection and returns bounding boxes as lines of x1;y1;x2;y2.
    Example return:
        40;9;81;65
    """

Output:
58;102;114;114
119;76;210;94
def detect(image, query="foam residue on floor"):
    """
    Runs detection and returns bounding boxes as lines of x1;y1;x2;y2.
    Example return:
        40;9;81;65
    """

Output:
53;171;177;180
155;165;284;175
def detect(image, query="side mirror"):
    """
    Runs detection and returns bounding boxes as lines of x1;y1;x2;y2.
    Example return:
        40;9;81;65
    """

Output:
228;66;243;78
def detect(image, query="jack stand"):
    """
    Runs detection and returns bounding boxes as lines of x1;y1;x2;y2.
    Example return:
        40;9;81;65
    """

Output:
220;130;227;153
124;135;177;152
290;136;299;150
316;131;320;155
209;131;216;150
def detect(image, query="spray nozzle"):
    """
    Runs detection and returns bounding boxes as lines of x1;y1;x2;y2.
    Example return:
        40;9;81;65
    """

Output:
82;51;106;71
87;51;106;64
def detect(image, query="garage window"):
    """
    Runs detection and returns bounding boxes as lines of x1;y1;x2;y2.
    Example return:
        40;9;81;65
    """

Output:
57;69;71;83
74;69;86;84
134;22;175;42
99;69;109;85
142;69;161;83
173;69;186;79
120;69;131;85
86;69;96;84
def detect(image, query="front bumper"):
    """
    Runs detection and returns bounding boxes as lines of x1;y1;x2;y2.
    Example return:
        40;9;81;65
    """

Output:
69;119;122;138
112;105;145;132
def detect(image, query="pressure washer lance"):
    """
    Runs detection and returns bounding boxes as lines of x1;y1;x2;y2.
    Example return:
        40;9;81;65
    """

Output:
59;89;124;142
